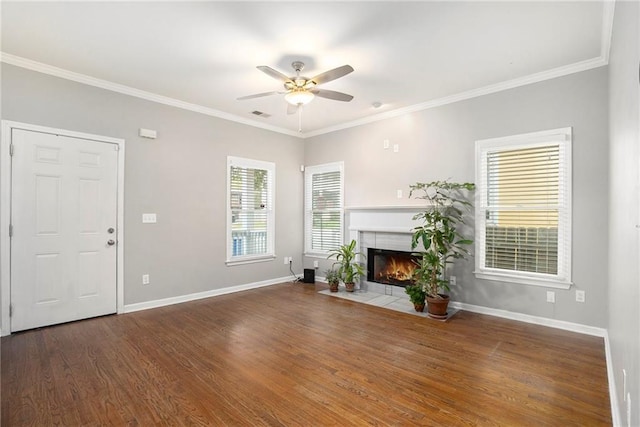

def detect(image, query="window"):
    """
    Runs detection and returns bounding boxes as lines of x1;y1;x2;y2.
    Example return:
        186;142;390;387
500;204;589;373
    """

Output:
227;156;275;265
475;128;572;289
304;162;344;256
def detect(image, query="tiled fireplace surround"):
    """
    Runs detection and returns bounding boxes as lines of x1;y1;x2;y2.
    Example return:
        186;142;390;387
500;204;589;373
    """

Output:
346;206;423;297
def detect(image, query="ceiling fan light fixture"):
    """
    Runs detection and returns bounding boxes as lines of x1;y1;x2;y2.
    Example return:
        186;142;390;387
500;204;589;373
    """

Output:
285;90;315;105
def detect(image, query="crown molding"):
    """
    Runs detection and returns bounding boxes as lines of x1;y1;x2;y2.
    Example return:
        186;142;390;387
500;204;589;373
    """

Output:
303;55;608;138
600;0;616;64
0;52;301;138
1;51;609;140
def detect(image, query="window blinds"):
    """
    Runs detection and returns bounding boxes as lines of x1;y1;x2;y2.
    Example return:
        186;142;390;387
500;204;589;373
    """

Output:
485;144;561;274
305;164;343;254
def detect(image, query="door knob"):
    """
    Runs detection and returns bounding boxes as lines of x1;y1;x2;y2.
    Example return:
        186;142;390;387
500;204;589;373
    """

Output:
107;239;116;246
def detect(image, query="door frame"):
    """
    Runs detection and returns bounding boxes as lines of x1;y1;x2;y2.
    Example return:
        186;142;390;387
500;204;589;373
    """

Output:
0;121;125;336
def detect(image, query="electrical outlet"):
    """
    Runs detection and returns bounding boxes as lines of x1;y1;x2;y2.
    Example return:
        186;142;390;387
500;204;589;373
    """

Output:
142;274;150;285
289;257;293;264
449;276;457;286
393;143;399;153
383;139;390;149
396;189;403;198
546;291;555;303
142;213;157;223
313;260;319;268
576;290;585;303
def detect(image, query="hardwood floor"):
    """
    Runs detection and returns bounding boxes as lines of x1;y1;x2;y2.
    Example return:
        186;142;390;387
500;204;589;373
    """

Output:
2;282;611;426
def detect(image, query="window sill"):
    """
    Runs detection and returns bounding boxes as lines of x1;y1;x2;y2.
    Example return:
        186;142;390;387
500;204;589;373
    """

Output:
226;255;276;267
474;270;572;290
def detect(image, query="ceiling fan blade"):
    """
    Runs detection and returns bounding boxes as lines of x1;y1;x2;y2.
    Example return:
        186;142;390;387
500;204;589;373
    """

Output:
310;89;354;102
257;66;294;84
237;91;281;100
287;103;299;115
309;65;354;86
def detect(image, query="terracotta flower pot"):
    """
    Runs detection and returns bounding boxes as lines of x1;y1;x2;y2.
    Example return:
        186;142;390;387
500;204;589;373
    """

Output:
426;294;450;319
329;282;339;292
345;282;355;292
413;303;425;312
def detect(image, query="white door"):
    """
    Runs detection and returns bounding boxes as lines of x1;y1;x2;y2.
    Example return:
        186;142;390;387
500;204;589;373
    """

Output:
10;128;118;332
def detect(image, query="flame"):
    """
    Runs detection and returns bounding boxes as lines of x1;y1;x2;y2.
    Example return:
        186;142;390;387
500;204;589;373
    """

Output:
377;256;416;283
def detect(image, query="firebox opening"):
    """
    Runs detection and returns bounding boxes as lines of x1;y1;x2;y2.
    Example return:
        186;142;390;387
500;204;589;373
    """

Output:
367;248;421;287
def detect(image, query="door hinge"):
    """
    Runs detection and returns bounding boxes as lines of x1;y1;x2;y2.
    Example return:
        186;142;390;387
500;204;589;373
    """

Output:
9;144;14;156
9;304;13;317
114;145;119;151
9;224;13;237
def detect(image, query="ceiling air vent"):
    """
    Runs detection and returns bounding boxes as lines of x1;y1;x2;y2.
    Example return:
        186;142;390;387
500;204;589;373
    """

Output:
251;110;271;118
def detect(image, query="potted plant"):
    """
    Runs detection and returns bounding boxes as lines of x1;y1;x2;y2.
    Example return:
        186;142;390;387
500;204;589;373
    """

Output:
409;180;475;318
325;269;341;292
327;239;365;292
404;283;426;312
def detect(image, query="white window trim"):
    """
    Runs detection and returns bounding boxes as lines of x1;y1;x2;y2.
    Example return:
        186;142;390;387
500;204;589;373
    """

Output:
474;127;573;289
226;156;276;266
304;161;344;257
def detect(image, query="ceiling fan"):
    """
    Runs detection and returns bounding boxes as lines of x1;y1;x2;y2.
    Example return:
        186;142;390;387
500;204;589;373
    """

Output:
238;61;354;115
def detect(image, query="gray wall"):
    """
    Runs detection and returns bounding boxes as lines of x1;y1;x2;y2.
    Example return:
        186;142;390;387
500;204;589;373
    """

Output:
1;64;304;306
608;1;640;425
305;67;609;328
0;55;615;331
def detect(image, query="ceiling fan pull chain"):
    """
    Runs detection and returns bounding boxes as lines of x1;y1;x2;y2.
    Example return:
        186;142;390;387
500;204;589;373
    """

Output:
298;106;303;133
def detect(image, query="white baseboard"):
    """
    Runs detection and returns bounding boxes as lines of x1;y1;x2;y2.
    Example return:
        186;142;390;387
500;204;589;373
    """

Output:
449;301;607;336
123;276;293;314
604;331;621;427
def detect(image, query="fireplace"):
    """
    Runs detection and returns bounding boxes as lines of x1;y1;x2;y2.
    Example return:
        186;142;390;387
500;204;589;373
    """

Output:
367;248;421;287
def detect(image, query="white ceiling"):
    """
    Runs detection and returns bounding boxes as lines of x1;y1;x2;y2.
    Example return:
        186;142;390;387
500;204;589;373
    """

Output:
1;1;612;137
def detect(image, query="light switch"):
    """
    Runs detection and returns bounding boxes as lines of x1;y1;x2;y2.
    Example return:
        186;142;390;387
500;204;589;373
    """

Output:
142;213;157;223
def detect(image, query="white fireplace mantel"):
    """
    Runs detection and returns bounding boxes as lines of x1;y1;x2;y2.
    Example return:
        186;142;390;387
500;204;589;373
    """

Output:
346;205;423;236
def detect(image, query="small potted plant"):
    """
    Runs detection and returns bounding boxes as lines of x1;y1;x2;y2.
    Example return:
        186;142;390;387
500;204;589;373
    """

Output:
325;269;341;292
327;239;365;292
404;283;426;312
409;180;475;318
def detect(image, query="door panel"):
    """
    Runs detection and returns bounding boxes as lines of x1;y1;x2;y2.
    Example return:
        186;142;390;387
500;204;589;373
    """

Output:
35;175;61;234
35;253;63;304
79;179;101;233
77;251;99;297
11;129;118;332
